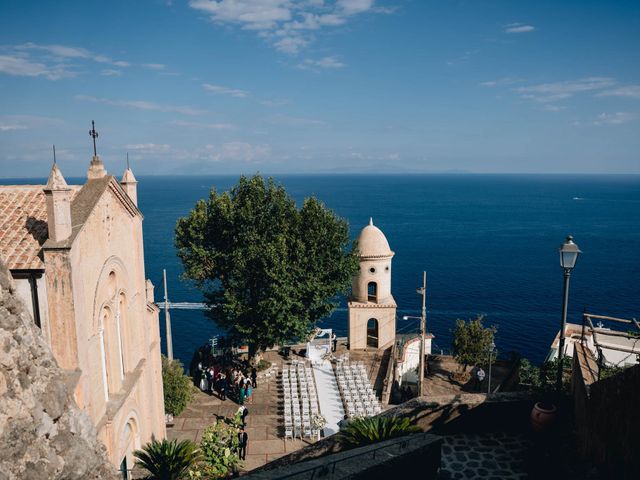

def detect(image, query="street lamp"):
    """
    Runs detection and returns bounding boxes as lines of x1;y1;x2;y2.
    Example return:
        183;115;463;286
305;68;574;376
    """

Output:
402;271;427;397
487;341;495;394
557;235;581;393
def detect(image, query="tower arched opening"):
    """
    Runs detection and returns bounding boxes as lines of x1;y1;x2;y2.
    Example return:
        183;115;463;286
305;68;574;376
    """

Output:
367;318;379;348
367;282;378;302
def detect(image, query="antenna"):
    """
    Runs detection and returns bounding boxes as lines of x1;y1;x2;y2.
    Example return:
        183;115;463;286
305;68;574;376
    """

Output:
53;144;57;164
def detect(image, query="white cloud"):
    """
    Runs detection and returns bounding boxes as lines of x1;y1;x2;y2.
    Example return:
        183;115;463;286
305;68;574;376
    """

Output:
480;77;520;87
188;0;387;54
598;85;640;99
142;63;167;70
504;23;535;33
515;77;616;103
15;42;129;67
0;124;28;132
0;54;74;80
75;94;205;116
100;69;123;76
593;112;638;125
202;83;249;97
0;43;131;80
298;55;346;70
125;143;171;153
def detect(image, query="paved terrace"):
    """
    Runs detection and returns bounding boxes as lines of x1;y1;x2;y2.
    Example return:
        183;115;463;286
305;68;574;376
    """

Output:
166;339;392;473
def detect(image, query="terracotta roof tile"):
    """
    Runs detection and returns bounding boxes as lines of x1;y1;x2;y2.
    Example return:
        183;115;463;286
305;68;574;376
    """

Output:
0;185;80;270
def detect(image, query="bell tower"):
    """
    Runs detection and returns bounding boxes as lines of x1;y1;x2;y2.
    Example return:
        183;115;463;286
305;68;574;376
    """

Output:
348;218;397;350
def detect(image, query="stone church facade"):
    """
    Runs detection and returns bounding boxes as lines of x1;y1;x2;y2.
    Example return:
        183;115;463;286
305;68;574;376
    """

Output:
0;154;165;473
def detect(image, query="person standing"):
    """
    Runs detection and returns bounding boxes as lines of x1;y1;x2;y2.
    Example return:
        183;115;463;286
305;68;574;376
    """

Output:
238;428;248;460
331;333;337;352
239;383;246;405
251;366;257;388
219;374;227;401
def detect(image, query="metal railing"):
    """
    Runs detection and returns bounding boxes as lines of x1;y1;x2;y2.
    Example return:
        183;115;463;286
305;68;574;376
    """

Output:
265;431;437;479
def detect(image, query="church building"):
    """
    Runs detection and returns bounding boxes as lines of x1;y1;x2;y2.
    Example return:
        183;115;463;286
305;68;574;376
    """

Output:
0;131;165;473
348;218;397;349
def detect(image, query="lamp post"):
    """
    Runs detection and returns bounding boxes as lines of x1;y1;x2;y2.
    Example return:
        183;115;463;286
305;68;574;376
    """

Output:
487;341;495;394
402;271;427;397
557;235;581;393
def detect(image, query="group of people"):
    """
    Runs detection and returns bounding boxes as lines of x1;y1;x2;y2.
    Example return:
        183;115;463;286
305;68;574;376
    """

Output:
197;363;258;405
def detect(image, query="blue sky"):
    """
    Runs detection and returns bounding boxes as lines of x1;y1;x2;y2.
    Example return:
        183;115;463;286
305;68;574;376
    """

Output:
1;0;639;177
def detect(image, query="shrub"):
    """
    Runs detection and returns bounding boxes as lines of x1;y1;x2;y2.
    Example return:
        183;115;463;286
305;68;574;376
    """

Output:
134;438;201;480
336;416;421;448
162;355;194;416
256;359;271;371
197;419;243;478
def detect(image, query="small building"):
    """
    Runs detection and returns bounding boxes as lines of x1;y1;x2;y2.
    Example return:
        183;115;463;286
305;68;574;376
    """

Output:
0;151;165;472
348;219;396;350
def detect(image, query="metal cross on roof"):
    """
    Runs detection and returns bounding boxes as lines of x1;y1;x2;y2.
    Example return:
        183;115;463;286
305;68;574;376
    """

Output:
89;120;99;156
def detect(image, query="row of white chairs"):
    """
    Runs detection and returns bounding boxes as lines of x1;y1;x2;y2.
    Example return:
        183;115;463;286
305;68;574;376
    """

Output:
281;362;320;440
335;363;382;417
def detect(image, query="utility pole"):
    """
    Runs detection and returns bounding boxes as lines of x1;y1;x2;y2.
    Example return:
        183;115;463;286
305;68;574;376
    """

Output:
163;269;174;360
418;271;427;397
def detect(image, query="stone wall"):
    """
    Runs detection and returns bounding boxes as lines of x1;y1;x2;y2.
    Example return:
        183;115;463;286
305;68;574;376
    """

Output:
572;343;640;478
0;262;117;479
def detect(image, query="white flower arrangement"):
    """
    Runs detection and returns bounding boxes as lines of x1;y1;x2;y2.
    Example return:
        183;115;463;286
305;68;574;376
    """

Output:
311;413;327;430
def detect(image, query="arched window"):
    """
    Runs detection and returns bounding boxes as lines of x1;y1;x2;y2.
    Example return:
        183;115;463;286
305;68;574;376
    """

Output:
367;282;377;302
367;318;379;348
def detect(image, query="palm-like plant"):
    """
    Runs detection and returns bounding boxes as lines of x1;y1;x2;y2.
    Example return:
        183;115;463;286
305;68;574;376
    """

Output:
336;417;421;448
134;438;201;480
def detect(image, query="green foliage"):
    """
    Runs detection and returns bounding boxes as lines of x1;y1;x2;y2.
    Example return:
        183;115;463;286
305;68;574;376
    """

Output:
196;419;243;478
518;356;572;395
175;174;359;355
134;438;201;480
336;416;421;448
599;363;626;380
162;355;194;416
452;315;497;372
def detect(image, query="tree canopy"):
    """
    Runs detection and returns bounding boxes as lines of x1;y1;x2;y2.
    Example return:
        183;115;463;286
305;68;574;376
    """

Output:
452;315;497;372
175;174;358;355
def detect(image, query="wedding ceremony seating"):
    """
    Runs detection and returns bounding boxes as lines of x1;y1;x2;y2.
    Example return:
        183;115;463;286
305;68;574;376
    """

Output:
280;361;321;440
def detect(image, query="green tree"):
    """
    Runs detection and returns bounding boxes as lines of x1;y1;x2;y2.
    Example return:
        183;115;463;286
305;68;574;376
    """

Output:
175;174;358;355
162;355;194;416
336;417;421;448
134;439;201;480
197;419;243;478
452;315;497;373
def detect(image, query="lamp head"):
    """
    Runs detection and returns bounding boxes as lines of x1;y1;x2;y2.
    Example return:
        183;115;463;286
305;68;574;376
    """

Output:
402;316;409;320
559;235;581;270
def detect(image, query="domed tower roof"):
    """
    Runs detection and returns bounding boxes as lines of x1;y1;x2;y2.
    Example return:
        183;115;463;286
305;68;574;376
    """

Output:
356;218;394;259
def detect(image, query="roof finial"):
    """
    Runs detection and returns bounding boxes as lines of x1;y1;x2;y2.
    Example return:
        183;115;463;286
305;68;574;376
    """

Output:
89;120;99;156
53;144;56;164
369;217;373;226
126;152;130;170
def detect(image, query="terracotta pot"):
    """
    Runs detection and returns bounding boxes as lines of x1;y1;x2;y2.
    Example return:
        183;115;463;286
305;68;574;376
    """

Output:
531;402;557;432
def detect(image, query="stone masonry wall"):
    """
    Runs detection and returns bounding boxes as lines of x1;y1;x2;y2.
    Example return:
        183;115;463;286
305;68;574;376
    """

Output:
0;262;117;480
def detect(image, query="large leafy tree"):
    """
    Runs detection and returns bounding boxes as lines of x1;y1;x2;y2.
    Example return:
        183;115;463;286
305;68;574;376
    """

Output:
175;174;358;355
452;315;497;373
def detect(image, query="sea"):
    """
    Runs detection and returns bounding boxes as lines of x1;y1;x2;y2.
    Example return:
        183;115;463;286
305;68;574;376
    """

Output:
4;174;639;367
